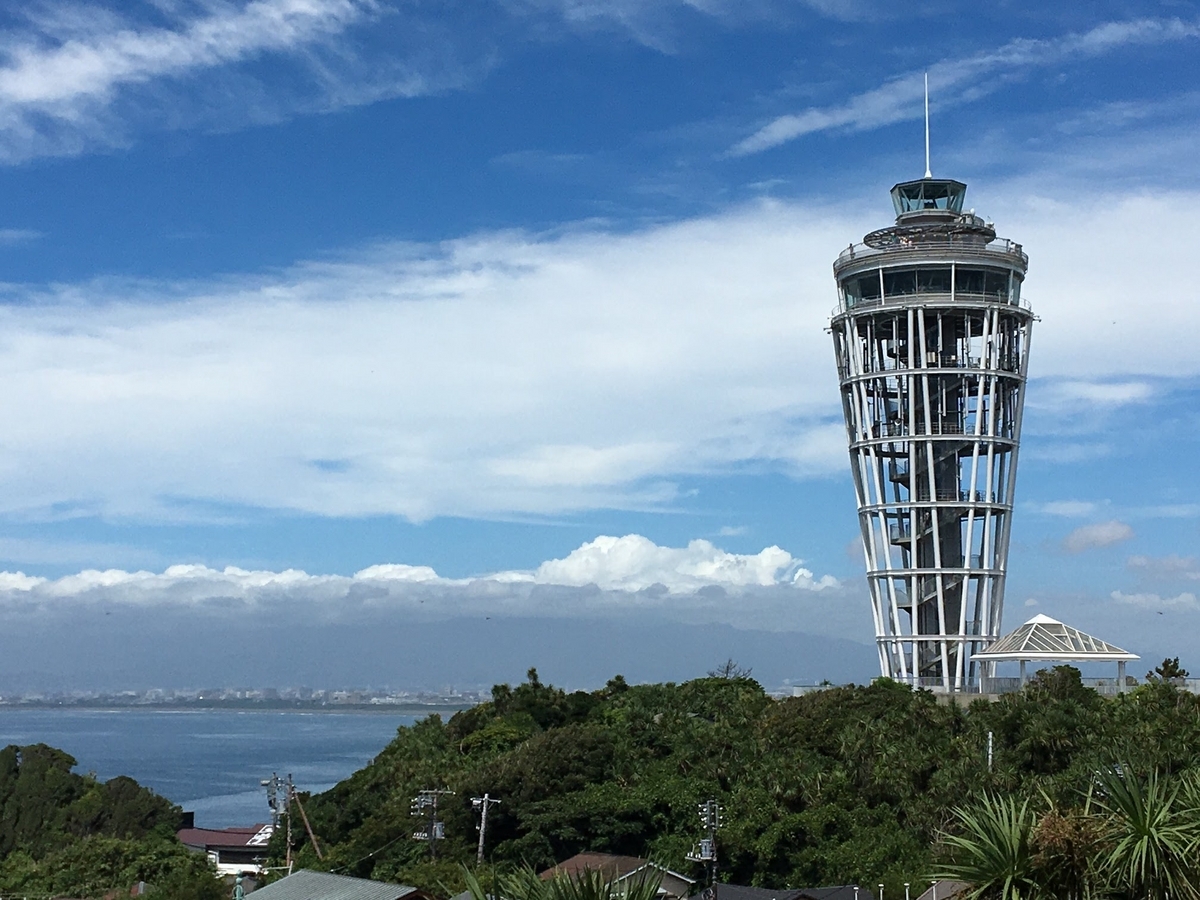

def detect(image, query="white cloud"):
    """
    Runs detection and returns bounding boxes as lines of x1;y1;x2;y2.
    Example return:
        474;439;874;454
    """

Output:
495;0;863;50
0;200;862;522
1033;380;1154;408
0;228;41;245
0;534;849;632
0;572;46;591
1130;505;1200;519
516;534;837;593
1063;520;1135;553
1023;442;1112;464
0;185;1193;523
0;0;477;162
731;18;1200;155
993;191;1200;381
352;563;445;583
1127;555;1200;579
1024;597;1039;607
1111;589;1199;611
1036;500;1100;518
0;1;367;106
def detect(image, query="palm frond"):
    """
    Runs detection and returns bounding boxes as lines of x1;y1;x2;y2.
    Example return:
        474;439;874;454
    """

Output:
934;794;1038;900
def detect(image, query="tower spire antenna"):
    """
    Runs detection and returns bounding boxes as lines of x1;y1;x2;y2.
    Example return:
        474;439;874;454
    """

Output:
923;72;932;179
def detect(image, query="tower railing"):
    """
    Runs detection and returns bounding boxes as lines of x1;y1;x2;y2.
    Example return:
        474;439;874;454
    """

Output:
832;293;1034;317
835;237;1027;266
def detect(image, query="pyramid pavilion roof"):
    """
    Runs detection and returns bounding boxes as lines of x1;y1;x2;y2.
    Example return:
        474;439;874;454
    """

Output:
972;613;1138;663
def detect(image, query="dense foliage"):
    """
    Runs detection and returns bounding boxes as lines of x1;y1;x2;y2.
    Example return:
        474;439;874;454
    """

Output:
935;765;1200;900
462;862;663;900
279;667;1200;899
0;743;223;899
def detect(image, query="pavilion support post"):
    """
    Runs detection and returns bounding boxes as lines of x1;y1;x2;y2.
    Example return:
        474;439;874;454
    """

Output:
1118;660;1126;694
1020;659;1027;687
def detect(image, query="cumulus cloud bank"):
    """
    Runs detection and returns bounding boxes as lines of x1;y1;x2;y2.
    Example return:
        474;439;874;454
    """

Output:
0;535;843;631
515;534;836;593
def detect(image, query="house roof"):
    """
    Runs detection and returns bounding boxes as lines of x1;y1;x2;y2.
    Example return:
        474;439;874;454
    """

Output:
246;869;419;900
177;824;274;851
914;882;969;900
972;614;1138;662
541;853;695;886
687;885;875;900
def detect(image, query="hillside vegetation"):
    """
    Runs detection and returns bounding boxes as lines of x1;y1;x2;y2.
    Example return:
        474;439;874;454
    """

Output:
0;743;223;899
282;666;1200;898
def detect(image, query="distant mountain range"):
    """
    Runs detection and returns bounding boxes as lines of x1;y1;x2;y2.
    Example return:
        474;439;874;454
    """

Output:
0;612;877;693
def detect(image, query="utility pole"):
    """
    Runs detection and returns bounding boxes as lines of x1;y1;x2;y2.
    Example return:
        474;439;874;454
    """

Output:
411;789;454;859
285;776;293;871
261;773;294;871
262;773;283;828
687;800;723;900
288;774;323;860
472;794;501;864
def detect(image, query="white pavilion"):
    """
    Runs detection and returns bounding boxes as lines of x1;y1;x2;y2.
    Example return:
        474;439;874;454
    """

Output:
972;613;1139;694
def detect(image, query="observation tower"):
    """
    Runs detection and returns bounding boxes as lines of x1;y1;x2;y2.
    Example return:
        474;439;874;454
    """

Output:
830;176;1033;691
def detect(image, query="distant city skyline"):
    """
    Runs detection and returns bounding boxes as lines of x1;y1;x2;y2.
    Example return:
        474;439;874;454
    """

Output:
0;3;1196;682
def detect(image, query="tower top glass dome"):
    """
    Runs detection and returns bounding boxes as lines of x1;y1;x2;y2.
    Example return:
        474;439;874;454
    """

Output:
890;178;967;218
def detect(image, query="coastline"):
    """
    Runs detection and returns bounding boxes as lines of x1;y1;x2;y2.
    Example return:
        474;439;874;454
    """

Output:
0;701;476;716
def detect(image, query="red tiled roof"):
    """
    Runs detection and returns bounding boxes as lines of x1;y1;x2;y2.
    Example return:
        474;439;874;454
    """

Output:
541;853;651;881
177;824;273;851
540;852;695;887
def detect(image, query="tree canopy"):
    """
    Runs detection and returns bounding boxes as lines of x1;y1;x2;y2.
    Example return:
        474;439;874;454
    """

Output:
279;666;1200;899
0;742;223;899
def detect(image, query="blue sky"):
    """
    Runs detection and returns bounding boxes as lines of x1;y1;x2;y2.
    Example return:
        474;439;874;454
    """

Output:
0;0;1198;679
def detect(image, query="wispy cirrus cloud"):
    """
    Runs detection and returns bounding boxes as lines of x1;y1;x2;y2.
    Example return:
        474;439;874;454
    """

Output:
1035;500;1102;518
0;0;370;107
1111;589;1199;611
496;0;876;50
0;228;41;244
1128;555;1200;580
1036;380;1155;407
0;0;483;162
730;17;1200;156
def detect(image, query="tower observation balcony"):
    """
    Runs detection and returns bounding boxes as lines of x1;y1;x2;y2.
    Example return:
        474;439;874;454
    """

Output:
829;177;1034;692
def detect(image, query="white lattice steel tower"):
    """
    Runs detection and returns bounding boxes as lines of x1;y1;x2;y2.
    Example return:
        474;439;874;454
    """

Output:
831;177;1033;691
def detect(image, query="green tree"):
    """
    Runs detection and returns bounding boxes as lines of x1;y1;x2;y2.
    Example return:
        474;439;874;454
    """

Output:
1147;659;1190;684
463;862;663;900
1095;767;1200;900
934;795;1038;900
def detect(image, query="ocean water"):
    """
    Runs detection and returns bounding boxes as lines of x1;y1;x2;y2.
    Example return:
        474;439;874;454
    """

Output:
0;709;420;828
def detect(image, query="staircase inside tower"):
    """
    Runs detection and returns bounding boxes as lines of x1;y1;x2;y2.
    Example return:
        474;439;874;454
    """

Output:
891;313;976;681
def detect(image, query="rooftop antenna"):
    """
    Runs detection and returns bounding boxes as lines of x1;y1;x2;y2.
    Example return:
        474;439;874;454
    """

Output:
923;72;932;179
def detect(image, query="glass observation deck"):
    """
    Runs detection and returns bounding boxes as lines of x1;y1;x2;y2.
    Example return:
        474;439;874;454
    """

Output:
892;178;964;217
891;178;967;216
